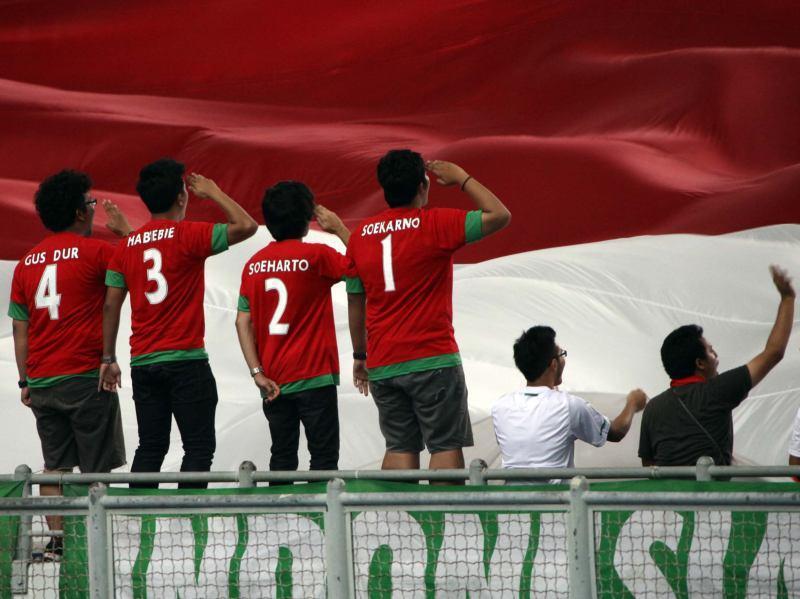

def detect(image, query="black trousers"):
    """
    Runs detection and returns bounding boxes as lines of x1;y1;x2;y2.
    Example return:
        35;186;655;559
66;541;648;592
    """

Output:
130;359;218;489
263;385;339;479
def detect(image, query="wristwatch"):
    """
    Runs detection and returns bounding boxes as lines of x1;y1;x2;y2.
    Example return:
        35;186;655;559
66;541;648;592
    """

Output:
353;352;367;360
101;355;116;365
17;380;27;389
250;366;263;377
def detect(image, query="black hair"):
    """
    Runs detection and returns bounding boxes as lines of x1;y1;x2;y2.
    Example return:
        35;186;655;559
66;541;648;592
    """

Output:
660;324;706;379
34;170;93;232
513;326;558;382
377;149;426;207
136;158;185;213
262;181;315;241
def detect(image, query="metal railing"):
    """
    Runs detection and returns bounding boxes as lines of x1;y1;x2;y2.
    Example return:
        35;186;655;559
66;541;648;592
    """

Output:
1;458;799;598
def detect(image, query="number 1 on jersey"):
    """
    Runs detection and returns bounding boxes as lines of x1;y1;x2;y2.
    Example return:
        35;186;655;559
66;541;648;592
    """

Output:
381;234;396;292
35;264;61;319
265;278;289;335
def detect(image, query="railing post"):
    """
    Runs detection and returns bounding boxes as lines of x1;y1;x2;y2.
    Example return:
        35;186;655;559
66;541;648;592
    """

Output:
468;459;488;485
11;464;32;594
567;476;594;599
238;461;257;488
87;483;111;599
696;456;714;481
325;478;351;599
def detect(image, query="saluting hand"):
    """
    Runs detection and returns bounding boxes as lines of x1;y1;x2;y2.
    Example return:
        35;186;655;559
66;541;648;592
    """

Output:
102;199;133;237
770;265;795;299
314;205;345;234
187;173;222;199
425;160;469;187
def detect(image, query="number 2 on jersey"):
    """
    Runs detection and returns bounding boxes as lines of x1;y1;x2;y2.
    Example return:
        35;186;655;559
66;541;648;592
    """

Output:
35;264;61;319
265;278;289;335
381;234;396;292
143;248;168;304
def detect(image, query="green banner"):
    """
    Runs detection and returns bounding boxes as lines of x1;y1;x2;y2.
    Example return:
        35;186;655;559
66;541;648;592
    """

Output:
55;480;797;597
0;482;23;599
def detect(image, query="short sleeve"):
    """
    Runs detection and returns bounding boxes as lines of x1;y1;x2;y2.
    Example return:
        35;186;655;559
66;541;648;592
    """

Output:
567;394;610;447
238;263;250;311
180;221;222;259
346;276;365;294
708;365;752;409
237;295;251;312
789;407;800;458
316;245;355;283
429;208;469;252
8;264;29;320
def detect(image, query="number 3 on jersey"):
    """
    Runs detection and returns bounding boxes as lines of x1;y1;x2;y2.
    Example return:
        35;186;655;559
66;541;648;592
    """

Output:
143;248;168;304
35;264;61;319
265;278;289;335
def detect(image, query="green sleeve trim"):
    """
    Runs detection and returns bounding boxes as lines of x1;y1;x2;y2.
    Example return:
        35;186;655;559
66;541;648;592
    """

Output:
345;276;365;294
465;210;483;244
105;270;126;288
7;301;29;321
211;223;229;254
270;373;340;397
130;348;209;366
237;295;251;312
368;353;462;381
27;369;100;388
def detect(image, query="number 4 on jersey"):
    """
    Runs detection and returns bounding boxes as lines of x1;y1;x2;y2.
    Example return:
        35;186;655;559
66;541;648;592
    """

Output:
35;264;61;319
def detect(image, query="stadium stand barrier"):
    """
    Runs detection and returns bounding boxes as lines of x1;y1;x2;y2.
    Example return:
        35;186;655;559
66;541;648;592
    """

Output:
0;458;799;598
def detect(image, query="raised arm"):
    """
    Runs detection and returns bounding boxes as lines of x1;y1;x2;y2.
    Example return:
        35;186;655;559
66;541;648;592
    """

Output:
607;389;647;442
99;286;127;391
235;310;280;402
425;160;511;238
102;199;134;237
348;292;369;396
187;173;258;246
747;265;795;387
12;319;31;406
314;205;350;245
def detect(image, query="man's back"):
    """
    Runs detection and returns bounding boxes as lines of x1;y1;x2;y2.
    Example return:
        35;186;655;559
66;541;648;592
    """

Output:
638;366;751;466
11;232;112;381
492;387;610;475
347;206;481;372
239;239;351;391
106;219;227;362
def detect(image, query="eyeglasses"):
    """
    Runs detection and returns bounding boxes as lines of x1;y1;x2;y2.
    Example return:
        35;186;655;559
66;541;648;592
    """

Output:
84;197;98;208
554;349;567;360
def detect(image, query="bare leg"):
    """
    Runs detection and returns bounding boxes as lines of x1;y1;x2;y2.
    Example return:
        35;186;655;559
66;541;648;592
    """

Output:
428;449;465;486
40;472;65;535
381;451;420;470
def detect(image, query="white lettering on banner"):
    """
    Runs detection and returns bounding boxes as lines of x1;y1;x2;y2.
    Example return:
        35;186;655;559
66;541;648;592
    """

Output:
248;259;309;275
361;217;420;237
350;511;427;596
127;227;175;247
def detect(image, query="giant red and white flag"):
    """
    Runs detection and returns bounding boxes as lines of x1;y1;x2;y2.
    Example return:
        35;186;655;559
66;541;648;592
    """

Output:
0;1;798;472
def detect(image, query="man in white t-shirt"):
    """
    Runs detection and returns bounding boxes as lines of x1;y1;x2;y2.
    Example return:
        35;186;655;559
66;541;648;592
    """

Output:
789;407;800;468
492;326;647;483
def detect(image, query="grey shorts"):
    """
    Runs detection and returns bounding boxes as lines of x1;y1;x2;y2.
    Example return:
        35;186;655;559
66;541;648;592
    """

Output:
370;365;474;453
29;376;126;472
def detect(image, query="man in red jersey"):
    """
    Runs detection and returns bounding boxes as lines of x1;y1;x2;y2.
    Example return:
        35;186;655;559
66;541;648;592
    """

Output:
100;158;257;487
236;181;354;477
9;170;130;558
346;149;511;474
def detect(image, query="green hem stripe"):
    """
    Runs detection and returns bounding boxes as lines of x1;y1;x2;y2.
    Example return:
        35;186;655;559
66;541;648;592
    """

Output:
237;295;250;312
465;210;483;244
105;270;126;288
345;276;364;294
211;223;229;255
28;369;100;388
131;348;209;366
7;301;29;321
368;353;461;381
278;373;340;395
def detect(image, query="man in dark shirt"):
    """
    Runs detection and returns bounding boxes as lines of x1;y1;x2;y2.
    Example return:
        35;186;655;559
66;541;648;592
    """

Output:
639;266;794;466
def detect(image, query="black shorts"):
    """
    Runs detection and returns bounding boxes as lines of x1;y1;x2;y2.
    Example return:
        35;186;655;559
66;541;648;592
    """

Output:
370;365;474;453
29;376;126;472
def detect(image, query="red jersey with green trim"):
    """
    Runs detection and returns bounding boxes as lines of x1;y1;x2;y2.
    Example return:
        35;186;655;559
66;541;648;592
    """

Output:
346;206;481;369
106;219;227;359
8;232;114;379
238;240;354;388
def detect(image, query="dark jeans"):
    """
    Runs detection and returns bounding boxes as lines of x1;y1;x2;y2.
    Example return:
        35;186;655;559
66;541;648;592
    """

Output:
263;385;339;483
130;359;218;489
